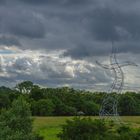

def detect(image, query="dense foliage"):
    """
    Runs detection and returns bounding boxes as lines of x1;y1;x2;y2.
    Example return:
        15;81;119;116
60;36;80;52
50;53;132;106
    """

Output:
0;96;43;140
58;117;140;140
0;81;140;116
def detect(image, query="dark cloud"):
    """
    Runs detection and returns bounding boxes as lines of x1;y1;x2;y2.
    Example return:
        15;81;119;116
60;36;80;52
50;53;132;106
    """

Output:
3;13;45;39
63;41;140;59
0;36;21;46
63;42;111;58
0;0;139;90
0;0;5;4
65;0;92;5
89;8;121;41
118;42;140;54
0;7;46;39
21;0;62;5
0;0;139;53
86;7;140;41
20;0;92;5
63;3;140;58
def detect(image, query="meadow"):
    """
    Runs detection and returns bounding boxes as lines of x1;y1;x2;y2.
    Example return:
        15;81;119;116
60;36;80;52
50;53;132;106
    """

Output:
33;116;140;140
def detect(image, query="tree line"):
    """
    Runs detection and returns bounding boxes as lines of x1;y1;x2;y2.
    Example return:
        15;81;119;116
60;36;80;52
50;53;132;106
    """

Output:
0;81;140;116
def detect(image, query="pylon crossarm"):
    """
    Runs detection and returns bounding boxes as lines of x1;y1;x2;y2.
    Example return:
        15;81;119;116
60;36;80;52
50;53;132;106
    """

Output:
96;61;110;69
119;61;138;67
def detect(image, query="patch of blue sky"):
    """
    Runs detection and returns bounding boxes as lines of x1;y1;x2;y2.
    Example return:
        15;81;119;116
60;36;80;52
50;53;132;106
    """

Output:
0;50;16;54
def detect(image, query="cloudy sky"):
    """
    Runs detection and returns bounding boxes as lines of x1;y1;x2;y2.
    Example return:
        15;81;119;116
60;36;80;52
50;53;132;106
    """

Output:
0;0;140;91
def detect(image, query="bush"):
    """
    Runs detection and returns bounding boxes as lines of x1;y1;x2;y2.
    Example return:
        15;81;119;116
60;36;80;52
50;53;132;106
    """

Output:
0;96;44;140
58;118;108;140
58;117;140;140
117;126;140;140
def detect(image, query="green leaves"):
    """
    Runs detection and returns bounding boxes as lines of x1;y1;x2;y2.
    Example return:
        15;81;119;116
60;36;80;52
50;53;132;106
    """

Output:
0;96;43;140
58;117;140;140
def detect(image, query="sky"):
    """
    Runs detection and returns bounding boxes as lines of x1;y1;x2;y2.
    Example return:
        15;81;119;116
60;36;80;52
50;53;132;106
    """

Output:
0;0;140;91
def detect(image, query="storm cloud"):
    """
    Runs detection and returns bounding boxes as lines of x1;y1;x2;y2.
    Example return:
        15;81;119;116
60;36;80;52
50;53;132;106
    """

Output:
0;0;139;90
0;35;21;46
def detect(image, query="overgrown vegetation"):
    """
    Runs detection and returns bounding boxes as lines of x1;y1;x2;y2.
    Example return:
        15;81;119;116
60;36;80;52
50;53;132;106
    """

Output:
0;96;43;140
58;117;140;140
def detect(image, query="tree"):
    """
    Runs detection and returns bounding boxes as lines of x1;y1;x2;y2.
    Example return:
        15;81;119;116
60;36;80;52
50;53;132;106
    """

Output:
82;101;99;115
52;97;77;116
119;94;137;115
0;93;10;109
30;86;44;101
0;96;43;140
31;99;54;116
15;81;34;94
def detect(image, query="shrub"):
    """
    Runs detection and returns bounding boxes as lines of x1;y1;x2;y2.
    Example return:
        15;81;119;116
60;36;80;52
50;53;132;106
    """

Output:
58;117;140;140
0;96;44;140
58;118;109;140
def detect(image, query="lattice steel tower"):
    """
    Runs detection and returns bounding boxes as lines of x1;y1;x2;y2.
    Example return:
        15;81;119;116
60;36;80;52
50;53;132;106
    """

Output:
96;42;137;122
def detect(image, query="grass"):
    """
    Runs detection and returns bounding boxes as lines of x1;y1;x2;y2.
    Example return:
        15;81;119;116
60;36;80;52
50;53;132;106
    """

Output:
33;116;140;140
33;117;74;140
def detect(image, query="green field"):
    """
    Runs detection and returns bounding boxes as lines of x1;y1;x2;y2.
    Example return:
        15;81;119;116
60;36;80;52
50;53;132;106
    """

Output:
33;116;140;140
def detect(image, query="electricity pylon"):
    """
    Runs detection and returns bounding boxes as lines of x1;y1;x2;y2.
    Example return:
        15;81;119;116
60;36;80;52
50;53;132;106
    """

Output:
96;42;137;122
0;55;2;72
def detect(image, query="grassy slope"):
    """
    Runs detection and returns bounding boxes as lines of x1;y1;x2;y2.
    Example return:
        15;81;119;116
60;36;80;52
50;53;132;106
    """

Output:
33;116;140;140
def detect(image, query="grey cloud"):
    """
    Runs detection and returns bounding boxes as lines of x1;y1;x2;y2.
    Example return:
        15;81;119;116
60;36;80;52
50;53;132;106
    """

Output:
0;0;139;90
0;0;5;4
1;54;110;90
86;7;140;41
4;14;45;39
12;58;33;71
21;0;60;4
63;42;111;58
118;42;140;54
0;36;21;46
20;0;93;5
64;0;93;5
63;41;140;59
62;3;140;58
1;0;140;54
0;7;46;39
